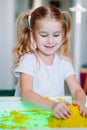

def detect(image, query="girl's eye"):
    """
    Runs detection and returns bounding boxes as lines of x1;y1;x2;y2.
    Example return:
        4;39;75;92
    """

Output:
54;34;60;37
40;34;48;37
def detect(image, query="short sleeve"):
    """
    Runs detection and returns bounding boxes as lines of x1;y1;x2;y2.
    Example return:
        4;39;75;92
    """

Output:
63;60;75;79
14;53;36;78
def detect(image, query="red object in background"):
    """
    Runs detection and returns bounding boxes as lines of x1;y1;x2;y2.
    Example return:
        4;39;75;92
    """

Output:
80;68;87;95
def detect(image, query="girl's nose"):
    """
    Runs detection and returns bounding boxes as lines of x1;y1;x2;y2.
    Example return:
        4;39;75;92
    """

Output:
48;36;53;44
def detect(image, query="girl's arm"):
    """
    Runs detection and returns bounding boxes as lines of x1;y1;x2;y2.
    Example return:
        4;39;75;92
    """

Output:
20;73;71;119
66;75;86;105
66;75;87;117
20;73;56;110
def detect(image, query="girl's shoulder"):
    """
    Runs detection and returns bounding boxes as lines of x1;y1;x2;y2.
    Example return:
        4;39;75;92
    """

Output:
18;52;38;68
20;52;36;62
14;53;37;78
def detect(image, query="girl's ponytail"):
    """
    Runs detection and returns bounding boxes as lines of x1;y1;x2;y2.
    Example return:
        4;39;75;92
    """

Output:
62;11;72;34
57;11;72;57
13;12;32;66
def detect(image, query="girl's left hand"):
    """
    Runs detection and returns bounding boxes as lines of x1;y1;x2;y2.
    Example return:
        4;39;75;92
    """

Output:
72;101;87;117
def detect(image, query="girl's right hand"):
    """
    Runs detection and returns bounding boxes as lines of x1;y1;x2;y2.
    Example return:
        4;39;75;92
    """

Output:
52;101;71;119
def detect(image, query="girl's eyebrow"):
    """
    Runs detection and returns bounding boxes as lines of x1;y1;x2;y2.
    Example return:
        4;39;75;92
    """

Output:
39;31;47;33
54;31;61;33
39;31;61;33
39;31;48;35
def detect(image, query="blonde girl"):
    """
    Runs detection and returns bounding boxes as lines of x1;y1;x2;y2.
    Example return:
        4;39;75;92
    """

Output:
13;5;87;119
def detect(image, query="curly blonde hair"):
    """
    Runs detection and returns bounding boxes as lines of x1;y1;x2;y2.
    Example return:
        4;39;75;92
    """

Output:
13;5;72;67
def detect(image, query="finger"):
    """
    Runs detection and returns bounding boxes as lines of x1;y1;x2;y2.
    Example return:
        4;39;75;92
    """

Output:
58;101;71;116
55;113;61;119
63;104;71;114
60;107;71;118
79;107;87;117
52;110;62;119
56;110;68;119
56;106;70;119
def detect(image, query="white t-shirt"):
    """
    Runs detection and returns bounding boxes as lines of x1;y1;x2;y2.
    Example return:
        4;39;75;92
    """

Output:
14;53;75;97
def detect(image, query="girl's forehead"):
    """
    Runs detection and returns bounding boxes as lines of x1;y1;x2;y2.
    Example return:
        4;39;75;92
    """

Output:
34;18;63;31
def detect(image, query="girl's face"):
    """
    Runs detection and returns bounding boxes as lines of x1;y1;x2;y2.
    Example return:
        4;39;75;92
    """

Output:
32;18;64;57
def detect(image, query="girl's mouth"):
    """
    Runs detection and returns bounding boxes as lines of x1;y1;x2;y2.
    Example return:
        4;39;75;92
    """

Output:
44;45;55;48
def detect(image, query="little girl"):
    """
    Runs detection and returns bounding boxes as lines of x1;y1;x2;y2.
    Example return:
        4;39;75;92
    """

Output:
13;5;87;119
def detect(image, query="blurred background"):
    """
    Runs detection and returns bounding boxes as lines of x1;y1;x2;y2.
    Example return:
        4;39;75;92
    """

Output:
0;0;87;96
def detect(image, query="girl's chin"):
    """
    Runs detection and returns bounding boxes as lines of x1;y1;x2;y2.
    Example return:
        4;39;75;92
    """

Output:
37;49;56;56
43;52;55;56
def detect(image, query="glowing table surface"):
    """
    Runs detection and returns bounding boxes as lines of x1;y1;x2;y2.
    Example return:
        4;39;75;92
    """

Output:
0;96;87;130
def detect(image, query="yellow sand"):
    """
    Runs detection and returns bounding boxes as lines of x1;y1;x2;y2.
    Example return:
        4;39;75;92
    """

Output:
48;104;87;127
